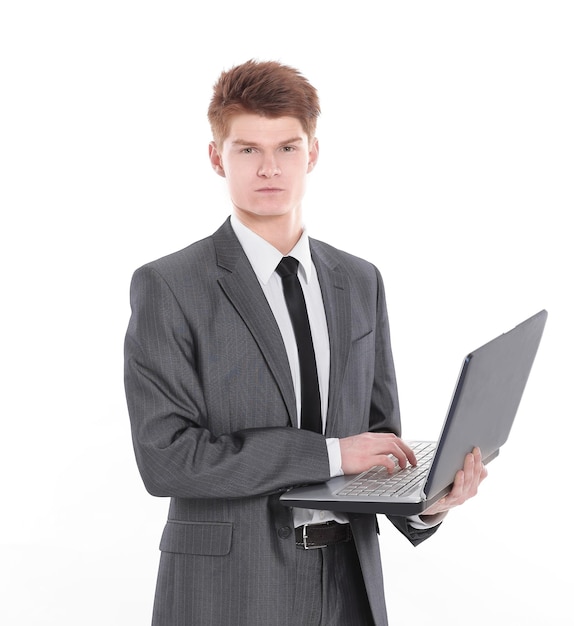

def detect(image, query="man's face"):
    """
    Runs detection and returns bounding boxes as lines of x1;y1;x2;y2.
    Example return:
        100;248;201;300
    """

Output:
209;114;318;224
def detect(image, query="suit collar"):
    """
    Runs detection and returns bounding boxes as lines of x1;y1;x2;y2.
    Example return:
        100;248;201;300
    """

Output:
229;214;315;285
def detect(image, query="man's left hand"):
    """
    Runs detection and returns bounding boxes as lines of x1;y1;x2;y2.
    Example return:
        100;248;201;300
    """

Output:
421;446;488;518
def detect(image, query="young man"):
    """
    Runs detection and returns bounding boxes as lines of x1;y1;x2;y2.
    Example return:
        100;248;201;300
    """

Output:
124;59;487;626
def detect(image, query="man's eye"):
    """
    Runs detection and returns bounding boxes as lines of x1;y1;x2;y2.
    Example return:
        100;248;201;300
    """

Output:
242;147;254;154
282;146;295;152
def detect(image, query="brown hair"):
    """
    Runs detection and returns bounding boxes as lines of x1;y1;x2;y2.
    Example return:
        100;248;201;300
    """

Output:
208;59;321;146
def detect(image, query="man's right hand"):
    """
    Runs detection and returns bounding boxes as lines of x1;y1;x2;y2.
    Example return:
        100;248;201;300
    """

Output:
339;433;417;475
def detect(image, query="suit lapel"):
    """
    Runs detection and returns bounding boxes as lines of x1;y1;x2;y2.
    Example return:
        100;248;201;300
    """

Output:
213;220;298;427
311;241;352;437
211;221;354;434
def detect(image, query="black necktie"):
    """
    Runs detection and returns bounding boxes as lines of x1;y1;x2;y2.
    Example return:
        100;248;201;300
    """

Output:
276;256;322;434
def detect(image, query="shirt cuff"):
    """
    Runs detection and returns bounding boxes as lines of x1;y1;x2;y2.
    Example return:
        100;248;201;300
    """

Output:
326;438;344;477
406;512;447;529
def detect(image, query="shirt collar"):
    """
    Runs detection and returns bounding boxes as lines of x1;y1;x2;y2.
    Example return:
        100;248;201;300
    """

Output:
230;214;314;285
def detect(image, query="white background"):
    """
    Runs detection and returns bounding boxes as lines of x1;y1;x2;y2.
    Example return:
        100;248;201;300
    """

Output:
1;1;572;624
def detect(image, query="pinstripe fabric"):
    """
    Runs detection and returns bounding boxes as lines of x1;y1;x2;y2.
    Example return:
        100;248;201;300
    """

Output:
124;218;438;626
292;538;376;626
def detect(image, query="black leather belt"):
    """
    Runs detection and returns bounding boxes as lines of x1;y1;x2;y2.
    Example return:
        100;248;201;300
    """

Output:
295;521;352;550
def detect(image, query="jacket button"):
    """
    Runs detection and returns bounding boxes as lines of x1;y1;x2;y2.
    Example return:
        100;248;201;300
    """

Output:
278;526;292;539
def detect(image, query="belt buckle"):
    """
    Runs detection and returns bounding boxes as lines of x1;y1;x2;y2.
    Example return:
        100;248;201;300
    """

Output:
302;523;327;550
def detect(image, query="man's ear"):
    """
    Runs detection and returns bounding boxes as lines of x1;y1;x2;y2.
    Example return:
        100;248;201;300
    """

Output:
208;141;226;177
307;137;319;173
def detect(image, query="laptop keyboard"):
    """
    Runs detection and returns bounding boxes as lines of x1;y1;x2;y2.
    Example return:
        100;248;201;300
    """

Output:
335;441;436;497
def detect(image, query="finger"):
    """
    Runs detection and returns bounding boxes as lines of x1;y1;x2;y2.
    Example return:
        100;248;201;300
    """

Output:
391;439;417;468
473;451;488;492
461;449;487;501
471;448;484;489
402;441;418;467
389;443;413;470
463;452;481;502
465;449;476;471
373;453;397;474
462;450;476;494
451;468;466;502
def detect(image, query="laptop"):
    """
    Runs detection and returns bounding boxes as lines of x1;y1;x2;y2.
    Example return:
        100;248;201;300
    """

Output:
280;309;548;516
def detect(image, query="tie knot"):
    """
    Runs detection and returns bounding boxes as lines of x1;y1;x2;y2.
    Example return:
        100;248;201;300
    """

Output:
276;256;299;278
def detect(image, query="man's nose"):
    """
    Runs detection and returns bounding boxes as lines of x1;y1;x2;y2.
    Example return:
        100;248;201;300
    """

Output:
257;154;280;177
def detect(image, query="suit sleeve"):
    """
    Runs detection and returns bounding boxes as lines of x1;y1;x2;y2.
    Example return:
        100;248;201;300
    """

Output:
368;266;443;545
124;265;331;500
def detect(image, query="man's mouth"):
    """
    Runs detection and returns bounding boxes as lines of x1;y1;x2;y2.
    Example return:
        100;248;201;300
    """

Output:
256;187;283;193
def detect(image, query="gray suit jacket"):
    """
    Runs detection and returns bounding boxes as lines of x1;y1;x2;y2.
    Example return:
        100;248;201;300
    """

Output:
124;218;439;626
